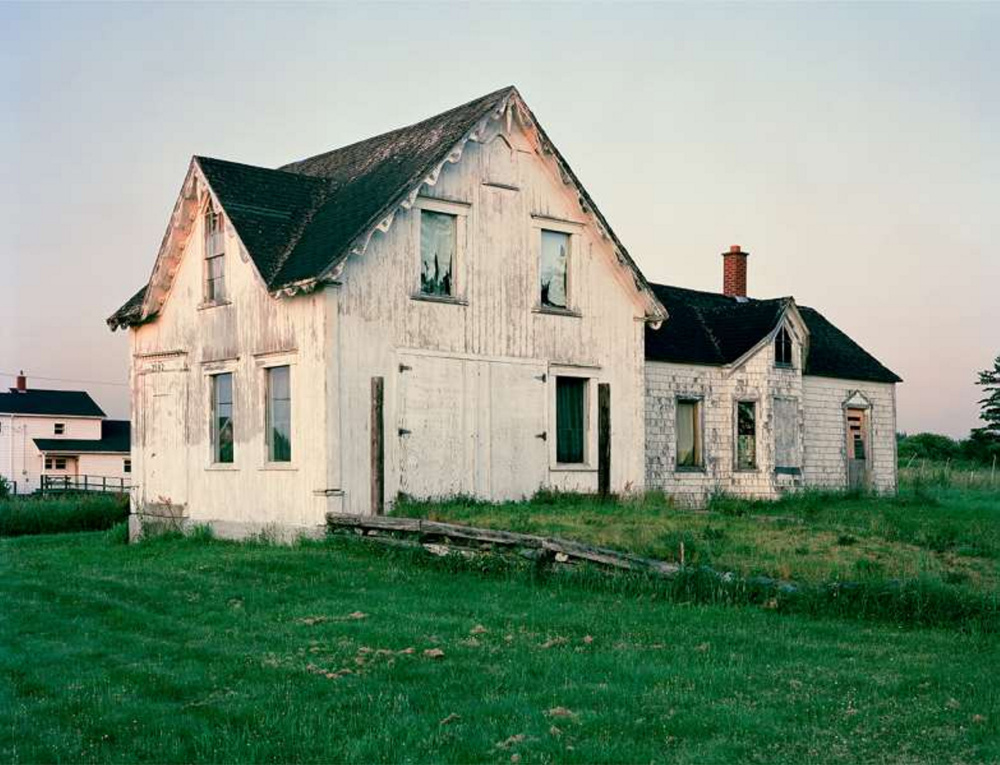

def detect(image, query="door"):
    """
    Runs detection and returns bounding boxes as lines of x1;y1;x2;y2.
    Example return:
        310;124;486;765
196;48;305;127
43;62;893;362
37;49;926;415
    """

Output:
488;362;547;500
846;408;869;489
140;370;188;509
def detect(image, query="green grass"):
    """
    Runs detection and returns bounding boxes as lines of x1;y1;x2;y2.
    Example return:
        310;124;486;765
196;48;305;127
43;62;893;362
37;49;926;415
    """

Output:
2;530;998;763
0;494;129;537
395;483;1000;598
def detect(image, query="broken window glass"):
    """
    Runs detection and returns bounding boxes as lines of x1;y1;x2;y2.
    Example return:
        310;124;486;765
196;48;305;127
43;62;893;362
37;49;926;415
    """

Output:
211;372;234;464
540;230;569;309
676;399;703;468
420;210;456;296
737;401;757;470
267;365;292;463
556;376;586;463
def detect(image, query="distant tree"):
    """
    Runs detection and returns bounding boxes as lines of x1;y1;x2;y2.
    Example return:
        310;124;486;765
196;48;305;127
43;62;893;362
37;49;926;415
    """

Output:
897;433;961;463
973;355;1000;444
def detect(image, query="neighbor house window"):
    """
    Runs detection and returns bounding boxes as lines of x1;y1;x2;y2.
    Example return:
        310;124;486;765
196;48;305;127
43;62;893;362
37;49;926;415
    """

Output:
210;372;234;464
774;397;801;472
266;366;292;462
736;401;757;470
53;423;65;435
775;326;793;367
556;376;586;463
676;399;703;469
540;229;569;309
420;210;456;296
44;458;52;470
46;457;67;471
205;207;226;302
123;458;132;474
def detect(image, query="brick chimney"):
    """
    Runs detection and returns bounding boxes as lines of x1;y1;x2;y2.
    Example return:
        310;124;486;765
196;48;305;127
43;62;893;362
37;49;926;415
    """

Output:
722;245;748;297
15;370;26;392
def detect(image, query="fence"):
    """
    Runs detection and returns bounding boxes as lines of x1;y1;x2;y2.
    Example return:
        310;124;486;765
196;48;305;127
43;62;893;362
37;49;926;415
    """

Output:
40;474;131;495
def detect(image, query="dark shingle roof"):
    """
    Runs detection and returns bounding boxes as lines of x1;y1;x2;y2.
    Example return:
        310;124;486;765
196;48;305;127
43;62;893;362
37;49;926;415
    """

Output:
33;419;131;454
645;284;901;384
0;388;106;417
109;86;664;328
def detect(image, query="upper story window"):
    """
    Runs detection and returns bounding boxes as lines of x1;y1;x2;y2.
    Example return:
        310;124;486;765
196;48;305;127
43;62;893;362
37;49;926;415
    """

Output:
204;206;226;303
210;372;234;464
540;229;569;309
775;326;793;367
266;366;292;463
123;458;132;474
420;210;456;297
53;422;65;435
676;398;703;469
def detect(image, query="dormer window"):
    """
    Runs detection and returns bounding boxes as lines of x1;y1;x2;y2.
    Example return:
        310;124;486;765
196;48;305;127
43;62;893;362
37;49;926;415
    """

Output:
775;326;793;367
204;205;226;303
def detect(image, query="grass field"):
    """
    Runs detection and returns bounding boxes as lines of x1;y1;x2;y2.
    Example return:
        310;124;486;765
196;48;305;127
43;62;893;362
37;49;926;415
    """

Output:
396;482;1000;598
2;529;998;763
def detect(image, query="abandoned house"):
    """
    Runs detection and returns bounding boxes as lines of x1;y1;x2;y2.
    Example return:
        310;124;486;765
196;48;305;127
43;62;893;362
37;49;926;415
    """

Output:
644;247;901;506
108;86;900;539
0;372;132;494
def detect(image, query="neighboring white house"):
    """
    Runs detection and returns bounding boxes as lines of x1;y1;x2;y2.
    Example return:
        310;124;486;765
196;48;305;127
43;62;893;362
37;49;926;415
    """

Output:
108;86;666;539
644;248;901;506
109;86;900;538
0;373;132;494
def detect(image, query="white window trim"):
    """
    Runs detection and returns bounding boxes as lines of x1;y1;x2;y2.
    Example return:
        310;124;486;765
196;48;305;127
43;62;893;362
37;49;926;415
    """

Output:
204;365;238;470
531;217;582;316
260;361;296;469
412;197;469;304
548;365;598;472
674;395;706;473
733;398;760;473
201;197;230;309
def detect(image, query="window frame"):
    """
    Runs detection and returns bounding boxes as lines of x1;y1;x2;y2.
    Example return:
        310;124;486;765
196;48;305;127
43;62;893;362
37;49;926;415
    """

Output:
674;396;705;472
411;197;469;305
209;371;235;466
735;399;758;472
203;201;227;305
531;216;583;317
265;365;292;464
774;325;794;368
554;375;588;466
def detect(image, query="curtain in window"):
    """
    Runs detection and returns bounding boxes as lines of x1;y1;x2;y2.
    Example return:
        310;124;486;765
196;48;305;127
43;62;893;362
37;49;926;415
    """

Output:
676;401;699;467
540;230;568;308
420;210;455;296
556;377;585;463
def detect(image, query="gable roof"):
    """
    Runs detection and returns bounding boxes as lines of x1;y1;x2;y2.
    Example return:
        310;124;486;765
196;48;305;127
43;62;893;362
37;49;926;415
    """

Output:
645;284;901;384
0;388;106;417
33;419;131;454
109;86;665;329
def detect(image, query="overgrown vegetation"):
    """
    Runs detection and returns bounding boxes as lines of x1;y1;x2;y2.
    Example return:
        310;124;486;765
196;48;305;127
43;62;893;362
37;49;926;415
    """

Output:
1;531;997;763
0;494;129;537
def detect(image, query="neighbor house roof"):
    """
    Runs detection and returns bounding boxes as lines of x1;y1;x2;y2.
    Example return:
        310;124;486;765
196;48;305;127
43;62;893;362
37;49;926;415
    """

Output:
33;419;131;454
109;86;664;329
0;388;106;417
645;284;901;384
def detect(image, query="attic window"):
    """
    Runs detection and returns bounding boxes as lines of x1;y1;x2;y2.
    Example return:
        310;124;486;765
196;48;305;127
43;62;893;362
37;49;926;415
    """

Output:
204;207;226;303
540;230;569;309
775;326;793;367
420;210;455;296
53;423;65;435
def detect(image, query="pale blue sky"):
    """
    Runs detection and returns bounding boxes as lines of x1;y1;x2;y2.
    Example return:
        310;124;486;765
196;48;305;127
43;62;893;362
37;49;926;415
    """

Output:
1;2;997;437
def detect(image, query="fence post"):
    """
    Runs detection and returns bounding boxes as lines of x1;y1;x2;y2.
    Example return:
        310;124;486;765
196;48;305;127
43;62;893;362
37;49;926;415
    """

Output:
83;475;88;492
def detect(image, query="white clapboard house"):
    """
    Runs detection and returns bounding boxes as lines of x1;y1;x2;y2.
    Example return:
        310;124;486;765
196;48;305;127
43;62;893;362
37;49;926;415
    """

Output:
0;372;132;494
109;86;899;538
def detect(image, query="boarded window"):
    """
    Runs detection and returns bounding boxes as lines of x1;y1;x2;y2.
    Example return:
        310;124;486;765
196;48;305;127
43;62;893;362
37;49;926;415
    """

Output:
205;208;226;302
737;401;757;470
211;372;234;464
676;399;703;468
775;326;793;367
774;398;800;470
540;230;569;309
420;210;456;296
53;423;65;435
266;365;292;462
556;376;586;463
123;458;132;474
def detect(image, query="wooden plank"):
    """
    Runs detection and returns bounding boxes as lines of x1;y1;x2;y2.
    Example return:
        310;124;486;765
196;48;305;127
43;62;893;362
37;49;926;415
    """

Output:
327;514;422;533
371;377;385;516
598;382;610;497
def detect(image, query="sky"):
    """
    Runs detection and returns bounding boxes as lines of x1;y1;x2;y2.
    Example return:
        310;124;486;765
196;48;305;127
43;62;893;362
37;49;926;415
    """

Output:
1;2;997;437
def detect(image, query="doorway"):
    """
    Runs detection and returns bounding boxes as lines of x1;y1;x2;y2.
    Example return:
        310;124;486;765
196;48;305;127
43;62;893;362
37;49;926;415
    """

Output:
846;407;869;489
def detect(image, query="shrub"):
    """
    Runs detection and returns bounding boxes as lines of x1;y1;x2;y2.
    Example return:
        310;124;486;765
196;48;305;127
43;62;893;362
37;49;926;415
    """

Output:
0;494;129;537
